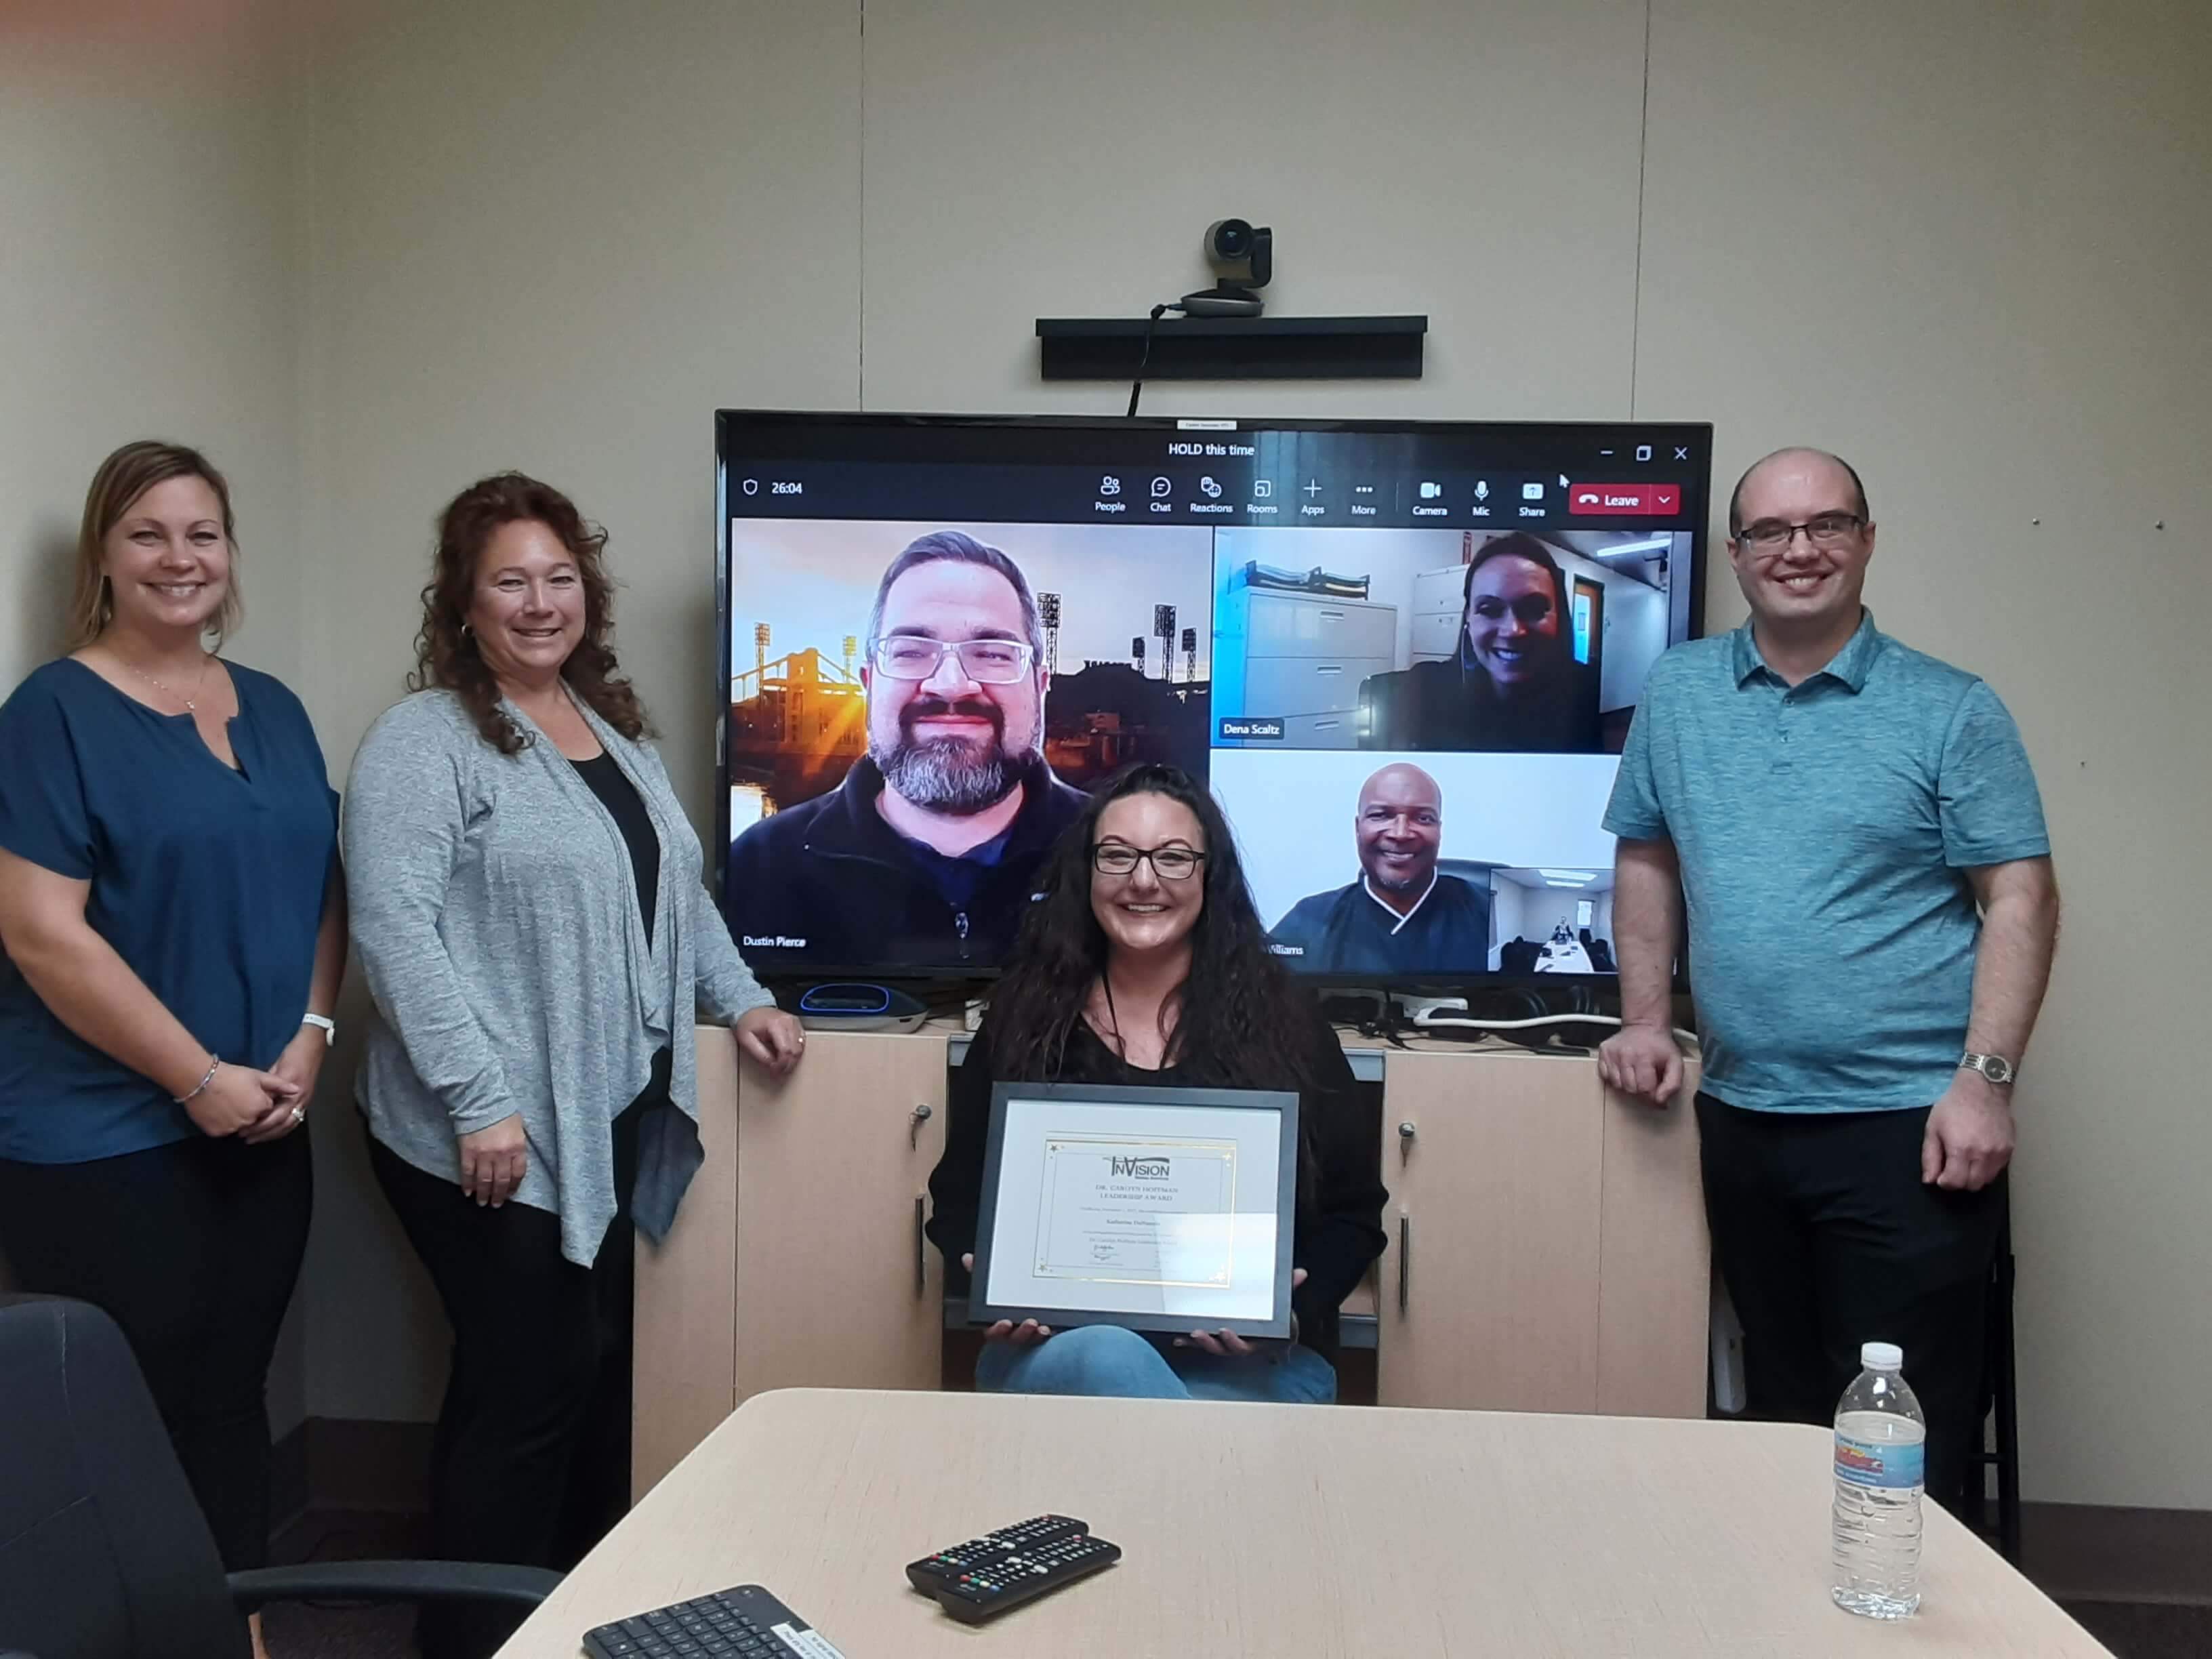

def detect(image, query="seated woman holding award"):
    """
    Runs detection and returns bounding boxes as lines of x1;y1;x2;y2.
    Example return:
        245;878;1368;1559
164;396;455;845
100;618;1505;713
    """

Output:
926;762;1388;1404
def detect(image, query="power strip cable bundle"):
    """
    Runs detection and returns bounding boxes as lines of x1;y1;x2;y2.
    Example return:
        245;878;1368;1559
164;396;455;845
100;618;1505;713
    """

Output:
1401;994;1697;1052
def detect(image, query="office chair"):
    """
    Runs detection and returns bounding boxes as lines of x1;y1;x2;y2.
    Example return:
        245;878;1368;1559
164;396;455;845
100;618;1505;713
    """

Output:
0;1296;559;1659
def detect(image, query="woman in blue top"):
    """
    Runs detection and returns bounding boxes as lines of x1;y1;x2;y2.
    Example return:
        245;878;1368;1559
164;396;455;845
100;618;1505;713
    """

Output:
0;442;345;1616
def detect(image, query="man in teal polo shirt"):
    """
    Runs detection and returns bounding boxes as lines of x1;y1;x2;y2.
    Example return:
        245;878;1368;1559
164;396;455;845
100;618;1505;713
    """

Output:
1599;447;2060;1512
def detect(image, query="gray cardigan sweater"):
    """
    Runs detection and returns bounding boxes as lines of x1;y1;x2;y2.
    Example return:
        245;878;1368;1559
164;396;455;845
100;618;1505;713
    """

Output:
343;689;774;1265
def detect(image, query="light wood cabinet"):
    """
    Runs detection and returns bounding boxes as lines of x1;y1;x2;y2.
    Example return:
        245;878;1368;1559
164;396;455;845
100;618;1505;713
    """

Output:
1372;1046;1705;1414
630;1028;742;1500
732;1031;947;1403
636;1026;1707;1498
632;1027;947;1498
1594;1050;1708;1416
1374;1051;1605;1410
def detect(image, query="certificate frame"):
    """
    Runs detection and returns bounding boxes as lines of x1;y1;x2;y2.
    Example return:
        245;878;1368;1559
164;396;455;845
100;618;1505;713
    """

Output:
969;1081;1300;1339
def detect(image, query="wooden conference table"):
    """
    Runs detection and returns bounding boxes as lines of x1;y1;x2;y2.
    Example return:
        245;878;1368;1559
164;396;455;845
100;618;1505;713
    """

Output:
499;1389;2104;1658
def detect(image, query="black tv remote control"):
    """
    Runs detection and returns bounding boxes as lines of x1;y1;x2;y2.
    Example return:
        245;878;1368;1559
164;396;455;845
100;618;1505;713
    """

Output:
582;1582;846;1658
930;1530;1122;1624
905;1513;1090;1592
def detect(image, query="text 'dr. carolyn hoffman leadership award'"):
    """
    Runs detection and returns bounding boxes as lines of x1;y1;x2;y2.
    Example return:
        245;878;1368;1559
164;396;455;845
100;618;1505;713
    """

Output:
969;1082;1299;1338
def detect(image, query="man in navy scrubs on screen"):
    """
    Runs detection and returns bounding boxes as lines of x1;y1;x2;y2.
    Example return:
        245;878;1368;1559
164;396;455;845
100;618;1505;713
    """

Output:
1267;763;1490;977
724;531;1087;970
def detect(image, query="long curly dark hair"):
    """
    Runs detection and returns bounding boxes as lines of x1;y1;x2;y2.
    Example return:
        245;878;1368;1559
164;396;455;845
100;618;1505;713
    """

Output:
409;472;652;756
985;762;1319;1097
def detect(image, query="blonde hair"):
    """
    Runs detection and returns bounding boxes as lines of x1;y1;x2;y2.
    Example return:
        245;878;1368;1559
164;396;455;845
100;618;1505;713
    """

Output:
69;441;245;649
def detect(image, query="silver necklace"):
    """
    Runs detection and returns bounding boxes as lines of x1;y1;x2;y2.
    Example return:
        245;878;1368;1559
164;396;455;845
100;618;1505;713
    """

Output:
119;651;213;712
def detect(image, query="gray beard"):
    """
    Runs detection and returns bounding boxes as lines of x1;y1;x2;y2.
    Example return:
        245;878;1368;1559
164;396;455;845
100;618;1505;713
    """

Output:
874;735;1031;817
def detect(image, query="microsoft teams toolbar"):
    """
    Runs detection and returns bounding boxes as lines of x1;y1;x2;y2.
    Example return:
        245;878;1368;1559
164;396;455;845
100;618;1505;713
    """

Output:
720;419;1713;531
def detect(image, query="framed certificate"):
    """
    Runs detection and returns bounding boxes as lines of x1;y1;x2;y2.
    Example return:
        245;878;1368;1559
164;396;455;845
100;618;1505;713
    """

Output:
969;1082;1300;1339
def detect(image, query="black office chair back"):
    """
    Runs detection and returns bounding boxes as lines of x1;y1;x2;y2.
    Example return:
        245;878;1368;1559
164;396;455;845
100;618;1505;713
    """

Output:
0;1296;250;1659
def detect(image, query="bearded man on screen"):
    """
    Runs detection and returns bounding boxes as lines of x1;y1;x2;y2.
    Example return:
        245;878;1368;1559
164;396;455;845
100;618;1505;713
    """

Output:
724;531;1087;970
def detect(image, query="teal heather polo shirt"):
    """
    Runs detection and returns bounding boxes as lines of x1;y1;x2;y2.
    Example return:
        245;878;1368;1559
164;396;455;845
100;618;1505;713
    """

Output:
1603;611;2049;1113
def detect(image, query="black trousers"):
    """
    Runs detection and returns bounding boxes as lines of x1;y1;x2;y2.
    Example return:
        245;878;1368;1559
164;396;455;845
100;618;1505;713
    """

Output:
1696;1094;2003;1513
369;1073;655;1659
0;1127;312;1572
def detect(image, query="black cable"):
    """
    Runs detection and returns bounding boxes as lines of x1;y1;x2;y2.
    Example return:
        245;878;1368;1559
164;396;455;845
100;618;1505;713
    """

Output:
1126;302;1175;417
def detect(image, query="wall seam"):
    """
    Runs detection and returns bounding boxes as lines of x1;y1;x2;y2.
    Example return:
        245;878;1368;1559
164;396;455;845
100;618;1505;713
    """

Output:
1629;0;1654;419
857;0;868;412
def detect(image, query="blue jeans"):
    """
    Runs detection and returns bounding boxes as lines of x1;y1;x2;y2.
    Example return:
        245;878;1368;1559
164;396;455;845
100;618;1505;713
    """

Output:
975;1323;1338;1404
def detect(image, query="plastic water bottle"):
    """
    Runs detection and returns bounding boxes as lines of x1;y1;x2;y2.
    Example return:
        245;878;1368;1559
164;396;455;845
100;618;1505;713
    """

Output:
1831;1341;1926;1618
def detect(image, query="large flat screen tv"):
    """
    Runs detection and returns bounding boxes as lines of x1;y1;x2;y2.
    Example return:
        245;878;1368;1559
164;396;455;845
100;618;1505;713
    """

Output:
716;412;1711;987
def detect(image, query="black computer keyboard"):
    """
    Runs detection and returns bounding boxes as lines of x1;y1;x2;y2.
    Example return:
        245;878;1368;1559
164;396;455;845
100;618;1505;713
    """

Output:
581;1582;845;1658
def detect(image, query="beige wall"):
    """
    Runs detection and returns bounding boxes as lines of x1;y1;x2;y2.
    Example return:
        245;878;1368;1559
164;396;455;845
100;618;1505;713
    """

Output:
1637;0;2212;1509
1;33;310;1427
288;0;863;1421
6;0;2208;1507
0;41;306;691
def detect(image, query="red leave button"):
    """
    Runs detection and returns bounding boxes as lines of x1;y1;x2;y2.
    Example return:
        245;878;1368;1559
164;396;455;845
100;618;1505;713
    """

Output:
1567;483;1681;516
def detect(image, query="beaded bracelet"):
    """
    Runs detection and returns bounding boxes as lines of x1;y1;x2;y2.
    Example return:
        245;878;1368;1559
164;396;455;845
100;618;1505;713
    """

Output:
174;1056;220;1104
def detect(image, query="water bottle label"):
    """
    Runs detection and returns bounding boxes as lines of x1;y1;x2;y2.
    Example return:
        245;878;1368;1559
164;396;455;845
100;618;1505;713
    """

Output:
1835;1431;1925;1490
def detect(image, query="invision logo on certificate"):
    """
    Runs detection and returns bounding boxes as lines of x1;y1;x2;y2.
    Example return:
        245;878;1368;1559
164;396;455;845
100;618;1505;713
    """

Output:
1035;1135;1238;1287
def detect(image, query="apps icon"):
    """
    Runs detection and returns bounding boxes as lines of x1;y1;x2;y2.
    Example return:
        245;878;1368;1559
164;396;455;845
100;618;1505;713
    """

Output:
1099;475;1122;495
1201;476;1223;498
1151;477;1172;498
1521;482;1545;500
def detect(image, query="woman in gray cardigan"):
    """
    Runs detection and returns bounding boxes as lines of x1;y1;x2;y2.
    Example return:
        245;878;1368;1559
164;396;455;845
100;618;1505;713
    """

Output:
343;472;804;1659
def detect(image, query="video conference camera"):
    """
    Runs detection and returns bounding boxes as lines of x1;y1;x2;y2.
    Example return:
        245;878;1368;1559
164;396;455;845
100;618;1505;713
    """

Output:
1183;218;1273;317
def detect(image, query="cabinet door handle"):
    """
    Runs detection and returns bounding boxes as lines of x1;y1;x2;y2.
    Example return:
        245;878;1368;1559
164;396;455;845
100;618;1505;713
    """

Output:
909;1101;933;1149
914;1196;927;1298
1397;1214;1411;1314
1397;1120;1416;1164
1313;663;1344;675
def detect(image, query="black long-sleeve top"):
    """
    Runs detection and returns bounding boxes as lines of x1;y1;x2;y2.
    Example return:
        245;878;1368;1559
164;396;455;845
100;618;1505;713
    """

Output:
926;1003;1388;1363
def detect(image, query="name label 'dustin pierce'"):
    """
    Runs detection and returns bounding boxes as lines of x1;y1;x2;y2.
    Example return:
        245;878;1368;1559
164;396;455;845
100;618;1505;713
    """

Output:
743;935;808;949
1109;1155;1172;1181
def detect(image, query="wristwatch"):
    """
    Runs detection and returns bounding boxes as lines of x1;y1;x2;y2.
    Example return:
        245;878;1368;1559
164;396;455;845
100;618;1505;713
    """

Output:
301;1012;337;1048
1959;1051;2015;1085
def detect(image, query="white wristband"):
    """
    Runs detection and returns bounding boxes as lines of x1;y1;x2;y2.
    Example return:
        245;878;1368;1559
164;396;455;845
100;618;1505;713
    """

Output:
301;1012;336;1047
